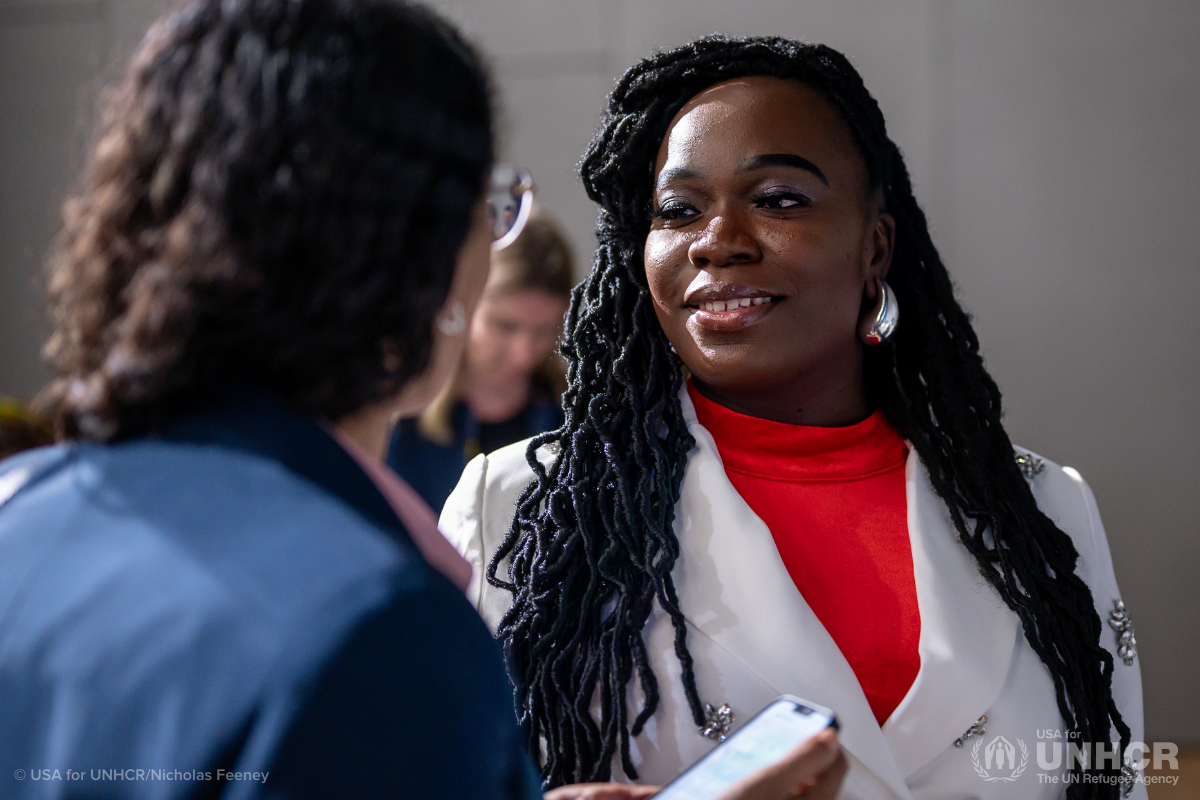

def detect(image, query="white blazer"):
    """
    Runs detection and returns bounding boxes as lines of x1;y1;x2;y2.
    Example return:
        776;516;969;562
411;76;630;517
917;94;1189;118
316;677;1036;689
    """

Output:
440;388;1148;800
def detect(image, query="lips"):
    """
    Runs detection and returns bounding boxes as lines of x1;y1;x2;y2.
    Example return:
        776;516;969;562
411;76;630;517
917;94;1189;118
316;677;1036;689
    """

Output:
683;283;781;332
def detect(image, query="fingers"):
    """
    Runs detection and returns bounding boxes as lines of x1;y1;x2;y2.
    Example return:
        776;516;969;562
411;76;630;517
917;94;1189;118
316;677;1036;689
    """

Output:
544;782;662;800
602;786;659;800
716;728;843;800
768;728;843;794
545;731;845;800
794;750;847;799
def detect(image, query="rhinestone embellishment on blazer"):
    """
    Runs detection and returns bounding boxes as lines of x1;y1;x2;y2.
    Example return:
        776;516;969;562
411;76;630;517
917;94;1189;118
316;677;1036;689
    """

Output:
1109;600;1138;666
1119;756;1137;797
954;715;988;748
1014;452;1046;481
700;703;735;742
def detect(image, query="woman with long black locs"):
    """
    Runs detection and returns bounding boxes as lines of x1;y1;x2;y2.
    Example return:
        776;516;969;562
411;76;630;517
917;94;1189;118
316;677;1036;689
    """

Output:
441;35;1145;800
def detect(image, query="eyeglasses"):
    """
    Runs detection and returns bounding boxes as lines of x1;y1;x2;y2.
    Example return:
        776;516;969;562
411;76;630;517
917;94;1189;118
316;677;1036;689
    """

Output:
488;163;534;251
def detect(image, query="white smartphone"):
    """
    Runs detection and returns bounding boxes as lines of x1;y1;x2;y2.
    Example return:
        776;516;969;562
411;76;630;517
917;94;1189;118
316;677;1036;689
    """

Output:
654;696;839;800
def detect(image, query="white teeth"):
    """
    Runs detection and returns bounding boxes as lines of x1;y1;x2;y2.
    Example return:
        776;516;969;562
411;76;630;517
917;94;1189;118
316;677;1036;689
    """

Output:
699;297;772;312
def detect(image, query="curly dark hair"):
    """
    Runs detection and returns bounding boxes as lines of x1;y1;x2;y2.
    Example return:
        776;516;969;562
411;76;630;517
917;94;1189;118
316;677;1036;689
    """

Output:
38;0;493;439
488;35;1128;797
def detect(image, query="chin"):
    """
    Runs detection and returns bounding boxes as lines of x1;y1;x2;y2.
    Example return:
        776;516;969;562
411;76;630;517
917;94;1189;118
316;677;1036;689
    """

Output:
686;354;792;397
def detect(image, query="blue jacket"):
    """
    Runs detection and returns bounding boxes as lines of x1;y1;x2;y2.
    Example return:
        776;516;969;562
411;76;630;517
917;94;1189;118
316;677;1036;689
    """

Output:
0;394;540;800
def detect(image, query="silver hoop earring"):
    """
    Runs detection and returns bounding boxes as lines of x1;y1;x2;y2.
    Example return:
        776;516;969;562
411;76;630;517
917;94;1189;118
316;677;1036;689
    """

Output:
859;279;899;345
435;301;467;336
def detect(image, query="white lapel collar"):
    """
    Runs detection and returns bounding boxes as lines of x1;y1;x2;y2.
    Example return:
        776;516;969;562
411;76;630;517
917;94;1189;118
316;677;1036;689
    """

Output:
672;389;914;800
881;450;1019;777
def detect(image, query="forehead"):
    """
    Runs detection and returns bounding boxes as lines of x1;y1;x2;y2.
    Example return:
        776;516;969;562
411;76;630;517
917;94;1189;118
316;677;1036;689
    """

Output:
654;76;864;184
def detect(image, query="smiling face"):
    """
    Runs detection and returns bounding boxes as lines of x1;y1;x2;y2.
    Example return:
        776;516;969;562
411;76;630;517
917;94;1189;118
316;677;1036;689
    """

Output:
645;76;894;425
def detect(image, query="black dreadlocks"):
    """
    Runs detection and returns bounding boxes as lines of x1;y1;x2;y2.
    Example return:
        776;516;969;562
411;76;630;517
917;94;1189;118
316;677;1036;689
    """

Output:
487;36;1127;797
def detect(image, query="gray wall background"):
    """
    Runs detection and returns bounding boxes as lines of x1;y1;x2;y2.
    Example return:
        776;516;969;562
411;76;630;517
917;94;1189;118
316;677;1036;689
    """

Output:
1;0;1197;743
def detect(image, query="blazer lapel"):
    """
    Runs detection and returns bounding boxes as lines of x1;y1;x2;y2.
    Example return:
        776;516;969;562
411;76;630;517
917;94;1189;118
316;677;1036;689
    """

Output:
881;451;1019;777
673;389;914;800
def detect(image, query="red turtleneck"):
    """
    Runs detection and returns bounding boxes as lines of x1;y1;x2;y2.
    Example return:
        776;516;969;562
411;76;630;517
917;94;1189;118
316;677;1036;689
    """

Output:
688;381;920;726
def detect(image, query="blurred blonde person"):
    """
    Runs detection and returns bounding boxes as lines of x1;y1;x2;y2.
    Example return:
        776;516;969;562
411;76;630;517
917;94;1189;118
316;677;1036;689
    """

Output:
387;213;573;511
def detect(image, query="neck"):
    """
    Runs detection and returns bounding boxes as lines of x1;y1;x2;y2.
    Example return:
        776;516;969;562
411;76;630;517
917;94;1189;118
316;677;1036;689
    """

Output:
458;363;531;423
691;357;871;427
333;401;395;461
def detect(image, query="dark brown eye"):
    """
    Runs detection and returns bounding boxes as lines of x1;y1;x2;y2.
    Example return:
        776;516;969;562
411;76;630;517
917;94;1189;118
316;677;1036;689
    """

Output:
653;201;699;222
756;191;810;210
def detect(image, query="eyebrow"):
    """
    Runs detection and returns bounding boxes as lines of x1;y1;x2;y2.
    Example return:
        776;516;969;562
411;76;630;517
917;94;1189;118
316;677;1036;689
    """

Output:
655;153;830;190
738;153;829;186
655;165;701;187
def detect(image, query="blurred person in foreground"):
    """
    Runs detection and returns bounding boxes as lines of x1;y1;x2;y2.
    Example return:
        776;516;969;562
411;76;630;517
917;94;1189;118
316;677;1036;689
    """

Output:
0;0;845;798
387;212;573;512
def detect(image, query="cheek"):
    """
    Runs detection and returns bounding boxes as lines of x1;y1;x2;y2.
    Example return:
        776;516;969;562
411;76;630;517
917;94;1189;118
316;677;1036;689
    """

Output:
466;322;502;362
467;312;491;347
643;233;689;314
766;221;868;313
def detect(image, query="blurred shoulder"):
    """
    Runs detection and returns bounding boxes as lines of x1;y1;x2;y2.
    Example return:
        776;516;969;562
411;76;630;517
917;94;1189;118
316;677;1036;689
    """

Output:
0;443;69;505
0;438;411;657
0;438;426;774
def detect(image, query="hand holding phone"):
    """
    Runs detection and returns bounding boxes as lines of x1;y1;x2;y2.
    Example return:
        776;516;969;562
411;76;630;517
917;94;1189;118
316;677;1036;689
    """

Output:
541;736;844;800
543;697;845;800
655;697;844;800
715;727;845;800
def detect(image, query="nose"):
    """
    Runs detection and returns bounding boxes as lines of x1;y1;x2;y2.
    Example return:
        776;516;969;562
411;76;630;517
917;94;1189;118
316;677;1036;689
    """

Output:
687;211;761;268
